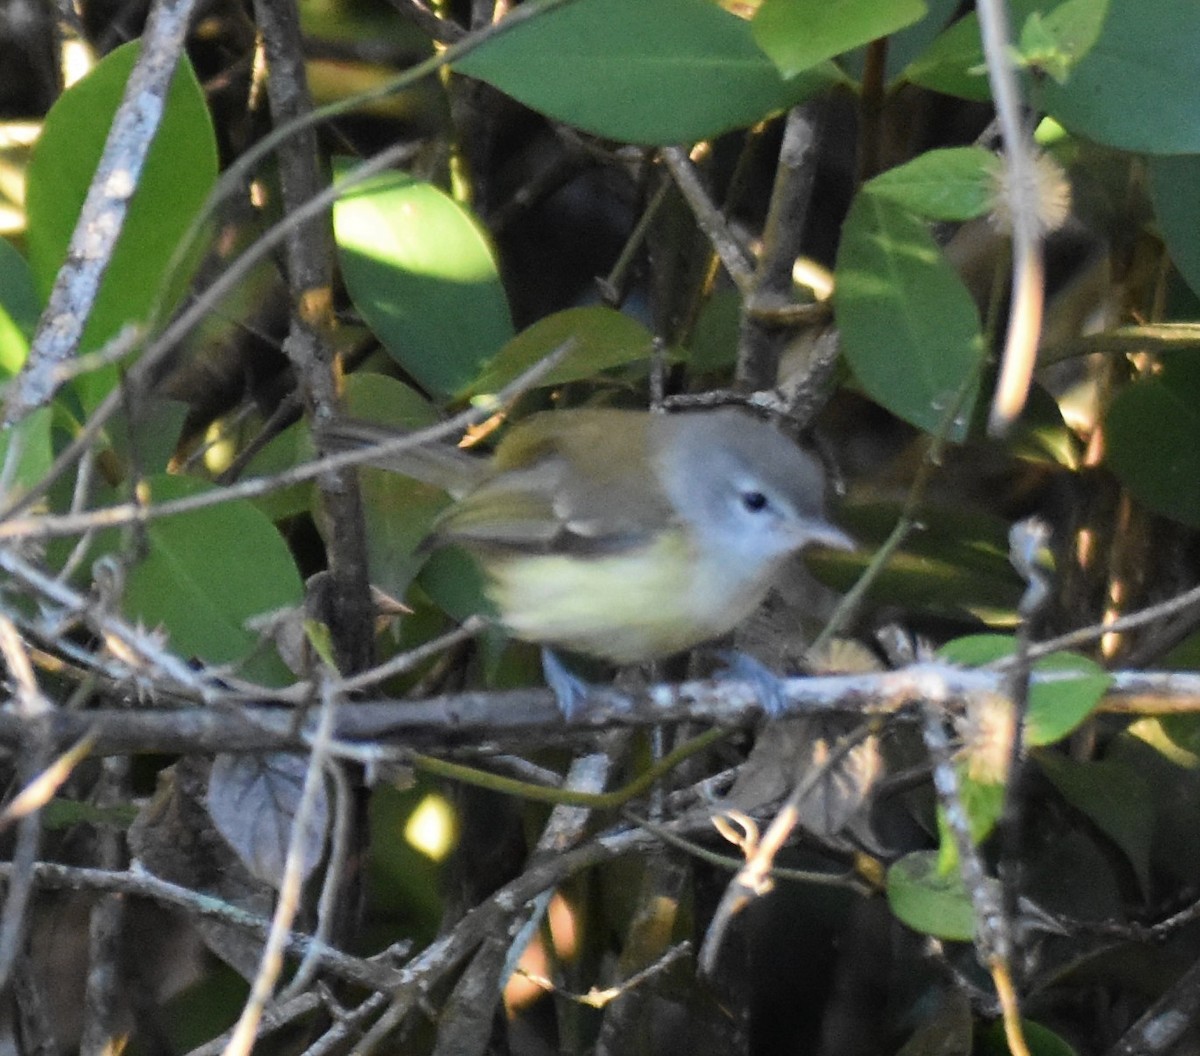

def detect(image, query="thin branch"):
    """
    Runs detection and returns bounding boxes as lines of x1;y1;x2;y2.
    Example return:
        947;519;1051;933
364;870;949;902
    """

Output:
3;0;199;425
660;146;756;293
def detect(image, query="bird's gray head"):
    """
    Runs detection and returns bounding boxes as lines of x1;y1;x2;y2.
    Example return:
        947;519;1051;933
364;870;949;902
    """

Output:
653;409;853;574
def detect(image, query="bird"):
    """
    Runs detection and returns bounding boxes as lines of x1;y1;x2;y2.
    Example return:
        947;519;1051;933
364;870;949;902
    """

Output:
323;406;853;716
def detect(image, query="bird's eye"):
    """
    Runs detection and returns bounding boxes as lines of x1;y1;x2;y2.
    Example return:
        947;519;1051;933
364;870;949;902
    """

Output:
741;490;769;513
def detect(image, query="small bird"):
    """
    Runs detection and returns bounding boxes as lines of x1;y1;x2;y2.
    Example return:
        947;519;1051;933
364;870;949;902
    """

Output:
324;407;853;715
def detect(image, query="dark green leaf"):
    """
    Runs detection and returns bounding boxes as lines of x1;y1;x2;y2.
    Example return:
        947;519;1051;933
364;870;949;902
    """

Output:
752;0;926;77
1035;751;1153;895
902;11;994;100
1149;154;1200;301
1039;0;1200;153
1107;355;1200;526
334;169;513;398
24;41;217;369
121;474;303;684
979;1019;1078;1056
455;0;841;145
465;306;654;397
834;192;984;441
687;290;740;373
886;850;978;940
865;147;999;221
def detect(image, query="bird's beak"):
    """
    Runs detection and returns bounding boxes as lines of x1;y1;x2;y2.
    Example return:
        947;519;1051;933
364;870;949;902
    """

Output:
803;520;856;552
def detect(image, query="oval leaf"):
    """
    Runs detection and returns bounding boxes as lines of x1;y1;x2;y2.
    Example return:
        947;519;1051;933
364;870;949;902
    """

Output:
1038;0;1200;154
208;752;330;888
454;0;840;145
939;634;1110;745
1035;752;1153;896
1106;355;1200;527
465;306;655;397
24;41;217;363
334;169;514;398
339;373;449;601
887;850;978;940
121;474;304;684
753;0;926;78
1149;154;1200;302
865;146;999;222
834;192;984;441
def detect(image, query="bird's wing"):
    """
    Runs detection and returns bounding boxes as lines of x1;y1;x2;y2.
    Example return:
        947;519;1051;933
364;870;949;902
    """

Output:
434;414;677;555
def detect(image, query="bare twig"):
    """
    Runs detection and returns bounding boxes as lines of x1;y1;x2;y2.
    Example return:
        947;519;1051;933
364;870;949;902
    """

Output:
660;146;756;293
223;675;339;1056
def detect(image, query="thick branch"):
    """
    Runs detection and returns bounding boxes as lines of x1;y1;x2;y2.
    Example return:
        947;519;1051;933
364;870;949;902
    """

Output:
0;666;1195;758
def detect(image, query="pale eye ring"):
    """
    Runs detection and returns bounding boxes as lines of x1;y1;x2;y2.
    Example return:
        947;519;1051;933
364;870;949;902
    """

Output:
741;490;769;513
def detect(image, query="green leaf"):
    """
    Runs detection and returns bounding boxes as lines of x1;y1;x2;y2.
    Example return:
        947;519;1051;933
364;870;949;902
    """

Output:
0;239;39;377
121;474;304;684
753;0;926;78
0;407;54;502
465;306;654;397
454;0;841;145
687;289;740;373
1038;0;1200;153
1106;355;1200;526
935;772;1006;874
1035;752;1153;896
819;500;1024;623
865;147;999;222
938;634;1110;745
834;192;984;441
902;10;994;101
1149;154;1200;302
1017;0;1108;83
978;1019;1078;1056
903;0;1105;101
336;373;448;602
886;850;978;940
23;41;217;367
334;169;514;398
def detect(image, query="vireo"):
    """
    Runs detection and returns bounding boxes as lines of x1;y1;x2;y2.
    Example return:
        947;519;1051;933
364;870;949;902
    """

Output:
325;408;853;710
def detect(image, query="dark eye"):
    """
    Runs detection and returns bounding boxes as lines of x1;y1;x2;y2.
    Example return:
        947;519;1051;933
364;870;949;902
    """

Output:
741;490;769;513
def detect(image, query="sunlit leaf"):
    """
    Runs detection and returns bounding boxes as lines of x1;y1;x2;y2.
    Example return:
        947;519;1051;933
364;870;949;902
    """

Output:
753;0;926;78
24;41;217;377
334;169;514;398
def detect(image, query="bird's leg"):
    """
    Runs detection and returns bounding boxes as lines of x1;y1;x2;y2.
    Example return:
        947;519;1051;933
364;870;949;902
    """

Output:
541;647;591;720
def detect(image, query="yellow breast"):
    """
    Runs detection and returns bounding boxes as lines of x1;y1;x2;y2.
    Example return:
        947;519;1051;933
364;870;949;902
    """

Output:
483;531;776;664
